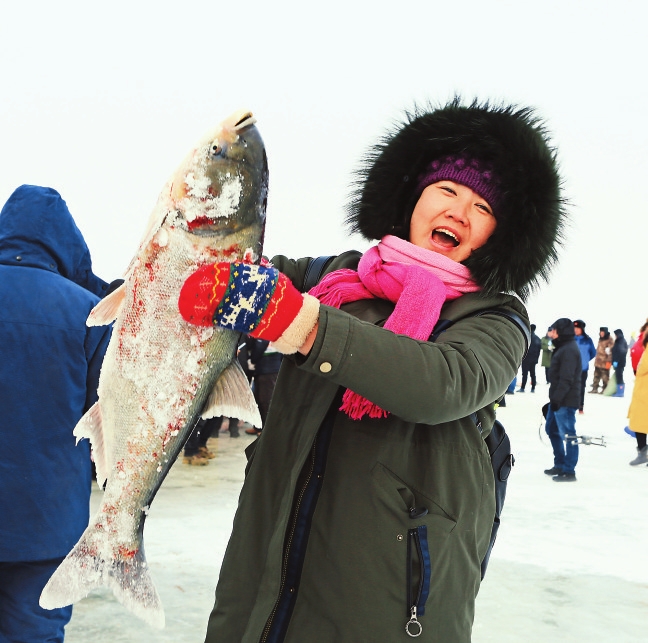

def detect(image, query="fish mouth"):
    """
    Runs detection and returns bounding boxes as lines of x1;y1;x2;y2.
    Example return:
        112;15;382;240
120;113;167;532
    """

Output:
431;227;460;248
232;111;256;131
205;111;258;158
220;110;257;138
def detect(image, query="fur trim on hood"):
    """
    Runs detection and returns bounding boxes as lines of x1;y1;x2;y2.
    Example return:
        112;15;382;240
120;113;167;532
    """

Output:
345;98;567;300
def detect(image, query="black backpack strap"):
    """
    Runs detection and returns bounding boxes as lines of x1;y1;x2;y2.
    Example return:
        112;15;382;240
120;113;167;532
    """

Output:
472;308;531;357
302;255;335;292
431;308;531;357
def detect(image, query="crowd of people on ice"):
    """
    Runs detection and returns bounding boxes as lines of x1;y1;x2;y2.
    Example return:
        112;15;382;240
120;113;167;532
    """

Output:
504;318;648;482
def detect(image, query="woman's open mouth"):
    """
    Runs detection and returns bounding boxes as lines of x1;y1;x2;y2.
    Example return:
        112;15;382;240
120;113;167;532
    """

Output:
431;228;460;249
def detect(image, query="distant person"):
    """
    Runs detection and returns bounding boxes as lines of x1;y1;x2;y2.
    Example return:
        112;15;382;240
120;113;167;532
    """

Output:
182;416;223;466
628;332;648;465
221;341;253;438
543;319;582;482
0;185;112;643
630;318;648;374
589;327;614;394
517;323;541;392
611;329;628;397
541;327;554;384
573;319;596;413
244;337;282;436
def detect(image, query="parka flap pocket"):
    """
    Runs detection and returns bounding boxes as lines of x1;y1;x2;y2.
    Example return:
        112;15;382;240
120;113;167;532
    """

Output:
371;462;456;533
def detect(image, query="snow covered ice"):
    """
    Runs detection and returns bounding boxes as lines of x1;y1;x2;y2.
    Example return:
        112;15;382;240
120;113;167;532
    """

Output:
65;384;648;643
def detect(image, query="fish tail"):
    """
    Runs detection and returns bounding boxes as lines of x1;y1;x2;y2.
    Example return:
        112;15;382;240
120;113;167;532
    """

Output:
39;528;165;629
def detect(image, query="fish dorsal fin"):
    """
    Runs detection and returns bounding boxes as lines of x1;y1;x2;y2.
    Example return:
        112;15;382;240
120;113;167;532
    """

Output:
87;283;126;327
202;359;262;428
73;402;109;487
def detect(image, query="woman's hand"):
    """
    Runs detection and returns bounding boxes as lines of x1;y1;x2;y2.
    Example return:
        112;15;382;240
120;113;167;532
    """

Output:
298;322;319;355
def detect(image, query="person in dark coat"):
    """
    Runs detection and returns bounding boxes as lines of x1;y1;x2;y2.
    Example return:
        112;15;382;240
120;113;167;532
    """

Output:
178;98;566;642
611;328;628;397
543;318;583;481
517;323;541;392
182;416;224;465
573;319;596;412
0;185;112;643
244;337;283;436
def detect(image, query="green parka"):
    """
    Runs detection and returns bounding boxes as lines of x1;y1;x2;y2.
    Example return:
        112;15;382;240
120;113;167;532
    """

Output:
204;252;528;643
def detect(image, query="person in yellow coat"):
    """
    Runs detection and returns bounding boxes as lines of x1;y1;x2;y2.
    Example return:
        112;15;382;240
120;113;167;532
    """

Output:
628;332;648;465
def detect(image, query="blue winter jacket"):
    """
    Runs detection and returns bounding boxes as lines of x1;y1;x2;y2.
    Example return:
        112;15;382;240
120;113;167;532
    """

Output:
0;185;112;561
575;334;596;372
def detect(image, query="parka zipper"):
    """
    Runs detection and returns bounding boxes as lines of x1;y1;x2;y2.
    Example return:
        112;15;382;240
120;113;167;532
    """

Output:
259;391;341;643
259;442;317;643
406;524;431;637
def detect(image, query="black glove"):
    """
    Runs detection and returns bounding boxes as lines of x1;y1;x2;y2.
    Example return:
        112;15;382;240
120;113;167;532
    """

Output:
550;402;560;413
104;278;125;298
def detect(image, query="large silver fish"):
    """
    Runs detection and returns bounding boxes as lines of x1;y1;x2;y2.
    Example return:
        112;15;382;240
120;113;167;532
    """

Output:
40;110;267;628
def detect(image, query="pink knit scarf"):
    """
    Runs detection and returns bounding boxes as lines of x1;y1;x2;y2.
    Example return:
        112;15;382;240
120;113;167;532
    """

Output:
309;235;480;420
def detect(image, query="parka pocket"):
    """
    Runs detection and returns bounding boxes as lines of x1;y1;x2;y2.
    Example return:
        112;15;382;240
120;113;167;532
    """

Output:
371;462;456;530
371;462;457;637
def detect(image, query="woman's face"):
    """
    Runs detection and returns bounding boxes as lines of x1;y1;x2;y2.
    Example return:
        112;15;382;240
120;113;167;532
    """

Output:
409;180;497;262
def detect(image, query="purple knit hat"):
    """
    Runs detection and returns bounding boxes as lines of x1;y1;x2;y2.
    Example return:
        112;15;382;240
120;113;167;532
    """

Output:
416;155;500;208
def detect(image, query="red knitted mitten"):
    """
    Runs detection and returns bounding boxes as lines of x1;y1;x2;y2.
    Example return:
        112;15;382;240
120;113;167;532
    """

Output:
178;262;320;354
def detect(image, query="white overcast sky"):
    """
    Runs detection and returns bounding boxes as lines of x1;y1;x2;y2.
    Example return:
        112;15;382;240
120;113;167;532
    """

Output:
2;0;647;338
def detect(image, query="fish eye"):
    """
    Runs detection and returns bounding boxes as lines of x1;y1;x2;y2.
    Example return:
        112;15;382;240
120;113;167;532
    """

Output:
209;143;224;159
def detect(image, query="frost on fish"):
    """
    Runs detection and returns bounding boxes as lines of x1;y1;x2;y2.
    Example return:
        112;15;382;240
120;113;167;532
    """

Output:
39;529;164;628
183;171;242;223
40;110;267;628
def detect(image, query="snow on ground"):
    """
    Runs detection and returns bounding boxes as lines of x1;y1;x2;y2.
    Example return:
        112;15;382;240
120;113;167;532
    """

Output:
65;382;648;643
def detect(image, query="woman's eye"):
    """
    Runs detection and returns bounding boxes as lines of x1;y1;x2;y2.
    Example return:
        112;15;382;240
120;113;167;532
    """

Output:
476;203;493;215
440;186;456;195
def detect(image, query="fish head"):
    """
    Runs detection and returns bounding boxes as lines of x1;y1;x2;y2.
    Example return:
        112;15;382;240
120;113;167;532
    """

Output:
167;110;268;262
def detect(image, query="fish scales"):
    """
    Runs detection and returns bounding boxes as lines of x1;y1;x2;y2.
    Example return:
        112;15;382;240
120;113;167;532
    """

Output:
39;110;267;628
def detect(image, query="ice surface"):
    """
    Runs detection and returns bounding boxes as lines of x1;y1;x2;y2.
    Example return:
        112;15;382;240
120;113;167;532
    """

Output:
65;383;648;643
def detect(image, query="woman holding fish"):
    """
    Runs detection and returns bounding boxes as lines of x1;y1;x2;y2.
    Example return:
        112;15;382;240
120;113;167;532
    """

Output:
180;98;565;643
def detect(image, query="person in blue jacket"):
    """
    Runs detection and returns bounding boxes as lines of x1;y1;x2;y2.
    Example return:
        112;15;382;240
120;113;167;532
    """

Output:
573;319;596;413
0;185;112;643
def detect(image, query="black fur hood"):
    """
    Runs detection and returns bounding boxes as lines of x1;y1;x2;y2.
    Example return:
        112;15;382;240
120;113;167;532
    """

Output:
346;98;567;300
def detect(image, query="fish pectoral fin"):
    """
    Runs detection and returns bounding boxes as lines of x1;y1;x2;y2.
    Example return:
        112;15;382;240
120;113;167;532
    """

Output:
202;359;262;428
87;283;126;326
74;402;109;487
